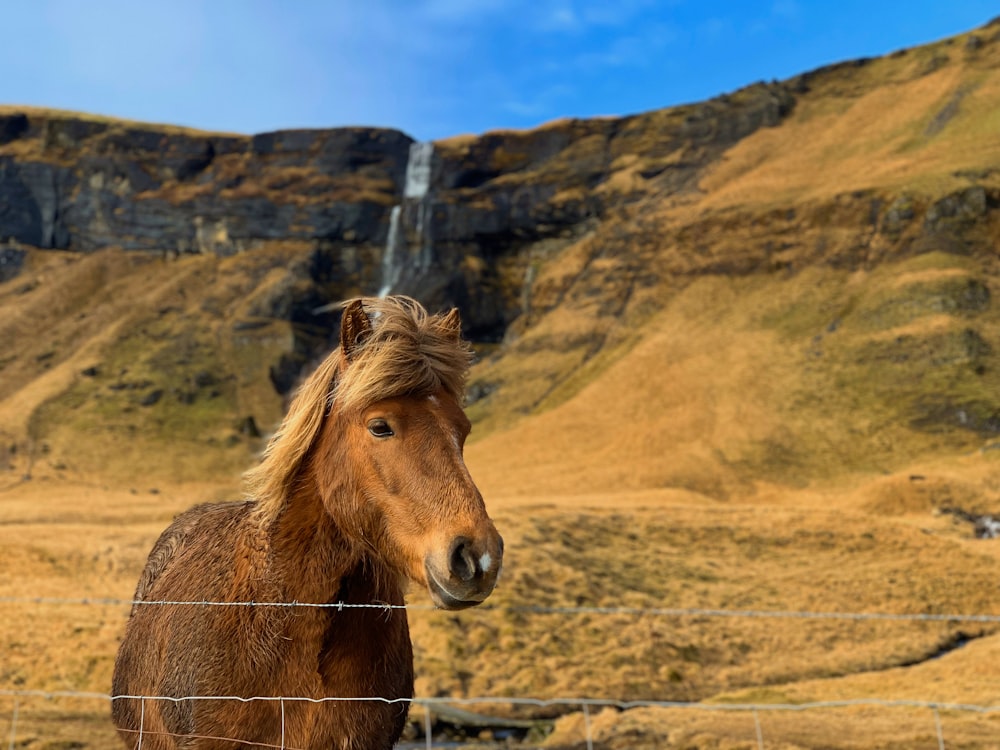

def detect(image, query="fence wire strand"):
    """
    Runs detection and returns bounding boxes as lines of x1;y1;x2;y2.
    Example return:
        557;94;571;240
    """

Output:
2;689;999;714
121;724;300;750
2;595;1000;624
6;689;1000;749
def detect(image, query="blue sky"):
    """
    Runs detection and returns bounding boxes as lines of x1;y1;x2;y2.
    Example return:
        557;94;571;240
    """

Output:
2;1;997;141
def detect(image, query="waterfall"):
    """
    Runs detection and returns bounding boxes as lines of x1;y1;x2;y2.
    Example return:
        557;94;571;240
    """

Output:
377;206;402;298
379;142;434;297
403;142;433;199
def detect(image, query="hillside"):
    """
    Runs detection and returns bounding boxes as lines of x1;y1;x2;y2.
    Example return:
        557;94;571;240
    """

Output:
2;17;1000;750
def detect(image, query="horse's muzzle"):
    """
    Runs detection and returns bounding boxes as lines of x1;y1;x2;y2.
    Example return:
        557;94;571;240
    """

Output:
425;534;503;610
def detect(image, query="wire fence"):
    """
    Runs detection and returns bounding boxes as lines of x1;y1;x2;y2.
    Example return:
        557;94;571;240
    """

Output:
3;688;999;748
2;596;999;748
3;594;1000;623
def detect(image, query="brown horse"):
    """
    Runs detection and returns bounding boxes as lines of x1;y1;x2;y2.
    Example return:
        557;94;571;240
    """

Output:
111;296;503;749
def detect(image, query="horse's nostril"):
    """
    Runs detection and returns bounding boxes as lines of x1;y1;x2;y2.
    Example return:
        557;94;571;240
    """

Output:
448;537;477;582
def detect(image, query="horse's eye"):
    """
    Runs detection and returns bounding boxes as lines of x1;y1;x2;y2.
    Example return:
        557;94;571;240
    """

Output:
368;419;394;438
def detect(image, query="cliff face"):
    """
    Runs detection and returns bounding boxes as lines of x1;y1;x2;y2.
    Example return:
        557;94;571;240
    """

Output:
0;116;411;260
0;81;794;346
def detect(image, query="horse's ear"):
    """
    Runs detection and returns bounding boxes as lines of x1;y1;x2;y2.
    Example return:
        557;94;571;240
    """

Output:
440;307;462;340
340;300;373;361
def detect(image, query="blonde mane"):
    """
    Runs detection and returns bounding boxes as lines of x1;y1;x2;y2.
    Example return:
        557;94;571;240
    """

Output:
244;296;474;523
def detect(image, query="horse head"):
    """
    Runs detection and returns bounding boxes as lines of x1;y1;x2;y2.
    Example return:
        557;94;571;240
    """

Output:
317;298;503;610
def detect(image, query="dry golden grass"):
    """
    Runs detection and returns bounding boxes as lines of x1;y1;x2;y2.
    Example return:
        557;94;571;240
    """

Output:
3;474;999;747
0;104;243;137
0;245;323;486
453;248;1000;745
700;32;1000;207
0;481;234;748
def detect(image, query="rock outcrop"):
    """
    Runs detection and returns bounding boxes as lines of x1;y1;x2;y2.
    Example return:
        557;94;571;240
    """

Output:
0;81;795;356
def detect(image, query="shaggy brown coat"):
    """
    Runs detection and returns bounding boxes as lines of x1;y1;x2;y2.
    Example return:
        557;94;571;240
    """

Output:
111;297;503;749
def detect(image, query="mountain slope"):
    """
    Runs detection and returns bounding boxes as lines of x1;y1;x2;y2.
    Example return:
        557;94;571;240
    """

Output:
463;20;1000;498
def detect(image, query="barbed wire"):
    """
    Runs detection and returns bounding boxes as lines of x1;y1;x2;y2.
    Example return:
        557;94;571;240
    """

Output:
118;725;297;750
2;689;999;714
1;595;999;624
0;687;993;750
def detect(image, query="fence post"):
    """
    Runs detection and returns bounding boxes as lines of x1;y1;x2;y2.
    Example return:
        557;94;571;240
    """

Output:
582;703;594;750
280;698;286;750
6;699;17;750
933;706;945;750
753;709;764;750
137;698;145;750
423;703;432;750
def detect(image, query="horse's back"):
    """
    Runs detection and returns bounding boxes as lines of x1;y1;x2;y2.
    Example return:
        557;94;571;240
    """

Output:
131;501;253;605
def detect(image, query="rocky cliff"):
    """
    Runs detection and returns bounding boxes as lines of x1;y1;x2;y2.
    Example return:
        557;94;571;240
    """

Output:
0;80;793;344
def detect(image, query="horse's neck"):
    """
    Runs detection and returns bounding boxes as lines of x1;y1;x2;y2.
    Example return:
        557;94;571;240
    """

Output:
266;495;407;625
251;480;412;706
264;481;361;605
